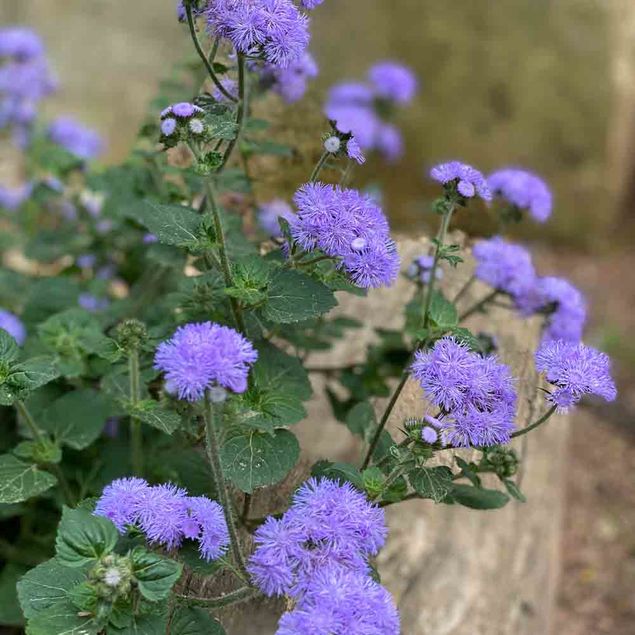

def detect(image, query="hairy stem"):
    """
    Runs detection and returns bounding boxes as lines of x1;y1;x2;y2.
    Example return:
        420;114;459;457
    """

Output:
510;404;558;439
204;179;247;333
180;586;258;608
309;150;330;183
129;349;143;477
185;3;237;103
204;393;247;575
452;273;476;304
220;52;248;171
459;289;499;322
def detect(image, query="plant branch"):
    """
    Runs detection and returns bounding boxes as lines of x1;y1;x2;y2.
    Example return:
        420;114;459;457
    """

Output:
309;150;330;183
219;52;248;171
185;4;237;103
459;290;499;322
203;393;247;576
180;586;257;608
128;349;143;476
510;404;558;439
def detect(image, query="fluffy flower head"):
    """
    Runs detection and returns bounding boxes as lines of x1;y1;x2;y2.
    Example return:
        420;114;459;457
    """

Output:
0;309;26;345
258;198;296;236
488;168;552;222
368;60;418;104
154;322;258;401
48;117;103;160
429;161;492;201
535;339;617;410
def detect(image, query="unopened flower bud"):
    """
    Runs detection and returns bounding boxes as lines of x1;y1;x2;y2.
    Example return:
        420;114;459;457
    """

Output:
350;237;367;251
324;136;341;154
208;385;228;403
116;319;147;353
189;118;205;135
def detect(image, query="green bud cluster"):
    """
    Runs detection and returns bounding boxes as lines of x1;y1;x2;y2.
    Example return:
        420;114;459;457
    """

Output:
115;319;147;353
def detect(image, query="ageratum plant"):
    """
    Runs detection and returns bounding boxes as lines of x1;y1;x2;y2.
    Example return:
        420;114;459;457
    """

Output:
0;3;617;634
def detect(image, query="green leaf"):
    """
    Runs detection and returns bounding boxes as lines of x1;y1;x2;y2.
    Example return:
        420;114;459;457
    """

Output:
130;200;202;248
345;402;376;439
13;438;62;465
221;429;299;494
252;343;312;399
409;466;454;503
455;457;481;487
170;607;226;635
178;543;222;576
450;484;510;510
55;507;119;568
207;112;238;140
503;479;527;502
131;548;182;602
42;389;115;450
0;329;19;364
17;558;85;620
108;612;168;635
0;455;57;504
0;563;27;625
310;460;363;490
8;357;60;394
25;602;100;635
428;290;458;328
450;327;484;353
262;270;337;324
135;403;181;435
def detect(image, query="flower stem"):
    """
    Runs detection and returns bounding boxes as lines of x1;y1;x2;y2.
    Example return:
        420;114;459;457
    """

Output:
452;273;476;304
203;392;247;576
458;289;499;322
185;3;237;103
361;202;456;470
128;349;143;477
219;52;248;171
309;150;330;183
510;404;557;439
180;586;257;608
204;179;247;333
15;400;75;506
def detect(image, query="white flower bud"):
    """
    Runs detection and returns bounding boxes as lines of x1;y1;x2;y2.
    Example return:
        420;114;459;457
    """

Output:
350;237;367;251
323;136;341;154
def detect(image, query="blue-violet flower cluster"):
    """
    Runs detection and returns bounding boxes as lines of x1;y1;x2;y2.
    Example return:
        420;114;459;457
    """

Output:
95;478;229;561
535;339;617;411
48;116;104;161
411;337;517;447
488;168;552;223
204;0;310;69
258;51;318;103
325;61;418;162
154;321;258;401
258;198;296;236
0;309;26;345
290;182;400;288
429;161;492;202
248;477;399;634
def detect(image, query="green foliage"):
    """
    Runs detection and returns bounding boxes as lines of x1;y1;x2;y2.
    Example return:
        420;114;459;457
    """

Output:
130;548;182;602
409;466;454;503
221;429;299;493
0;455;57;504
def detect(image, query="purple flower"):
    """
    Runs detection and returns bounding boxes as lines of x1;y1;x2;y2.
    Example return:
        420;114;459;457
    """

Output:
488;168;552;222
300;0;324;9
143;233;159;245
211;77;239;103
249;478;387;599
473;237;536;299
408;253;443;284
516;276;587;342
94;477;151;532
257;199;296;236
345;137;365;165
167;102;204;119
0;309;26;345
421;426;438;444
161;118;177;136
80;190;105;217
137;483;189;549
205;0;309;69
429;161;492;202
0;182;31;211
325;101;380;150
535;339;617;411
48;117;104;160
184;496;230;561
78;293;109;313
376;123;404;162
276;566;400;635
95;479;230;559
259;51;318;103
0;27;45;60
411;337;517;447
291;183;399;289
154;322;258;401
368;61;418;105
76;253;96;269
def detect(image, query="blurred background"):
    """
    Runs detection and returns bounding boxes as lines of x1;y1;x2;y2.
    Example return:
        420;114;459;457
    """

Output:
1;1;635;633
